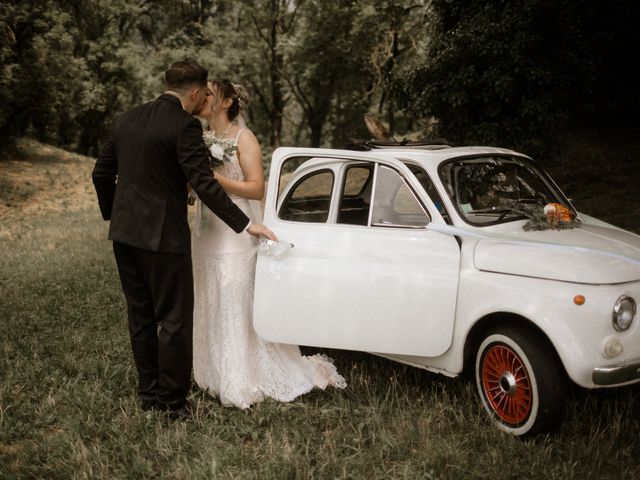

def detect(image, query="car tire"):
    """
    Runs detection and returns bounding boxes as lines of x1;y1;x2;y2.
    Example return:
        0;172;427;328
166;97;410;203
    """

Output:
475;326;567;436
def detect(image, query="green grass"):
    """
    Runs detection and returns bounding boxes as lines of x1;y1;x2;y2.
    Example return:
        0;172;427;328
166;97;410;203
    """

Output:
1;137;640;479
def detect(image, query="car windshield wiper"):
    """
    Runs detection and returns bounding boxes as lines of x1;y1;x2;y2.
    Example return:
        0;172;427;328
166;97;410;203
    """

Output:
465;206;527;221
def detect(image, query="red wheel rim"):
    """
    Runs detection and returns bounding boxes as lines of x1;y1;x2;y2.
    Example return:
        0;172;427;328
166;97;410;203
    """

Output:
481;344;532;425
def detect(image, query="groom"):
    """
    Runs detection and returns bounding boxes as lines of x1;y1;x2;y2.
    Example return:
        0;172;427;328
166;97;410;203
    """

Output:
92;60;275;418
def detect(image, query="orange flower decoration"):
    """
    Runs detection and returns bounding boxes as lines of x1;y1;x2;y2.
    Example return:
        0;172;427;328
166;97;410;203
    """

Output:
543;203;574;226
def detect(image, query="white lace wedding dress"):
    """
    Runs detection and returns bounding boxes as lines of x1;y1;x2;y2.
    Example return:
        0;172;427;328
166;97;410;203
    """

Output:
192;128;346;409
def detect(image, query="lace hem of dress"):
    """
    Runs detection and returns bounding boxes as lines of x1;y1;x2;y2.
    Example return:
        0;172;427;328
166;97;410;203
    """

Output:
199;353;346;410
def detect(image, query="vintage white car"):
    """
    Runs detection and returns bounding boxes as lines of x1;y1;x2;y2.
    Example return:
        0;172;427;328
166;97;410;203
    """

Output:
252;142;640;436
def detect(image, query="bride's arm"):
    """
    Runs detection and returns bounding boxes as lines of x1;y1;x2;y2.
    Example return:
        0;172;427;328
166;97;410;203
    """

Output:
213;129;265;201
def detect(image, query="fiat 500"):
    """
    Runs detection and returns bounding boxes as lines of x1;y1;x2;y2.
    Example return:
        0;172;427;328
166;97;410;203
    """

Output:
252;143;640;436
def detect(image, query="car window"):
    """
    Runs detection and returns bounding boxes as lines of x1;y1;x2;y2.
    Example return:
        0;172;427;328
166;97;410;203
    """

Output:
343;166;371;196
371;166;429;228
278;170;334;223
439;156;571;226
337;165;373;226
406;164;451;224
277;156;312;199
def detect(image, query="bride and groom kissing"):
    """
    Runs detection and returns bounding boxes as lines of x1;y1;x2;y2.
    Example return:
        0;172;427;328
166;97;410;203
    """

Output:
92;60;345;418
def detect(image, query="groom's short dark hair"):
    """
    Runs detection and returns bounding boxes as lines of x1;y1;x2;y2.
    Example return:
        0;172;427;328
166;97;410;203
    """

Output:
165;60;208;90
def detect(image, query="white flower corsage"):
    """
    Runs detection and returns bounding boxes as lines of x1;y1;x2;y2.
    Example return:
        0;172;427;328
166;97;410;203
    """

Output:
203;131;237;167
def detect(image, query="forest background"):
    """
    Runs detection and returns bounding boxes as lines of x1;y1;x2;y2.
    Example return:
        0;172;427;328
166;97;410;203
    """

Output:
1;0;639;161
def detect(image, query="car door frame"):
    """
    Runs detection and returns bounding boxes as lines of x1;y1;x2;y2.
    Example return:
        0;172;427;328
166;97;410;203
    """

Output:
253;148;461;357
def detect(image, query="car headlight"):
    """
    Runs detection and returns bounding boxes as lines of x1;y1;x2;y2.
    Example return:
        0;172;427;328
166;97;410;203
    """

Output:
612;296;636;331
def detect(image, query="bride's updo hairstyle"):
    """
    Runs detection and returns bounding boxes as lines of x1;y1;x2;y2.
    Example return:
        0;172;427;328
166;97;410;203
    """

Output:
210;79;249;122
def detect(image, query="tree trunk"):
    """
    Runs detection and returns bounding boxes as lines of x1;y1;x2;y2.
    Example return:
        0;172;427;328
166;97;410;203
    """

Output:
309;117;323;148
268;0;284;148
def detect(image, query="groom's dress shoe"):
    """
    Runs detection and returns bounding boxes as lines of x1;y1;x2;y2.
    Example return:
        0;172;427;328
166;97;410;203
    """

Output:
152;399;194;419
140;397;160;412
166;401;194;420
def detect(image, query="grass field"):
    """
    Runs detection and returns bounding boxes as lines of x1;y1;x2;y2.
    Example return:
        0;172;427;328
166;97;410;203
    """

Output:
1;137;639;479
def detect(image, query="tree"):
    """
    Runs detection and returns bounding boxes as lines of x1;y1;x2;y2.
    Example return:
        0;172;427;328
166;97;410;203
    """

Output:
0;1;92;148
284;1;354;147
361;1;430;136
242;0;301;148
283;0;431;147
0;0;164;155
393;0;640;156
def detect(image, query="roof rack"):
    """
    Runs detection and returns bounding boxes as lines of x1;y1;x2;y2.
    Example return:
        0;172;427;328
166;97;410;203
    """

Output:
345;139;452;151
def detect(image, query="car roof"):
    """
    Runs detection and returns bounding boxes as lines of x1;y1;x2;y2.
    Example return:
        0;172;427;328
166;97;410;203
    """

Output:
274;146;531;172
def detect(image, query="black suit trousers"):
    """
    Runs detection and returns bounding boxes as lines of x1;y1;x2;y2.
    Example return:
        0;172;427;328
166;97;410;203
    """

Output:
112;241;194;408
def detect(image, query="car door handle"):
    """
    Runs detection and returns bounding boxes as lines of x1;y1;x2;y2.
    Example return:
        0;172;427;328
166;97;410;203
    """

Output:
260;239;294;248
259;239;294;257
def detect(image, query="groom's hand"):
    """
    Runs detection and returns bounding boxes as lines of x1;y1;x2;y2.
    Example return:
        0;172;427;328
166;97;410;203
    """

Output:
247;223;277;241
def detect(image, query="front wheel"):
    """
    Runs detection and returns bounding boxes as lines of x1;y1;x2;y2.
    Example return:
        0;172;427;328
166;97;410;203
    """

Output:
475;326;567;436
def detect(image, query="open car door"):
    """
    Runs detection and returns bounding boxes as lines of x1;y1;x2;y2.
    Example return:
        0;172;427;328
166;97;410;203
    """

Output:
253;148;460;357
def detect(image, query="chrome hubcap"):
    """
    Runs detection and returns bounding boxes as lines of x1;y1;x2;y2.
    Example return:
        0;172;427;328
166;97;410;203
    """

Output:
499;372;517;395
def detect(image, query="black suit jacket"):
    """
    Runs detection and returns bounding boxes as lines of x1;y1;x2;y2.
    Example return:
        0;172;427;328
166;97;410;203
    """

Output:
92;94;249;253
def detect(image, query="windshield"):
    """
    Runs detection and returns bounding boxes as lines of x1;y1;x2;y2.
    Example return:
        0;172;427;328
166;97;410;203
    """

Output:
439;156;571;226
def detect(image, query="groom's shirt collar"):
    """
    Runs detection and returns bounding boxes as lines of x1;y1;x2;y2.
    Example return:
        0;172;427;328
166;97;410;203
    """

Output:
159;92;184;109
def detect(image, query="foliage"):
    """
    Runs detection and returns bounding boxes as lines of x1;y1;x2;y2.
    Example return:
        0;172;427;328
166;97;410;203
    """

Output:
0;0;436;154
393;0;640;157
0;1;88;148
284;0;370;147
0;0;156;155
0;0;638;157
355;1;431;138
232;0;299;148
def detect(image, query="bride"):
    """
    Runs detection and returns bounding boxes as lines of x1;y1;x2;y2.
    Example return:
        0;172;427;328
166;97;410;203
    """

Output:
192;79;346;409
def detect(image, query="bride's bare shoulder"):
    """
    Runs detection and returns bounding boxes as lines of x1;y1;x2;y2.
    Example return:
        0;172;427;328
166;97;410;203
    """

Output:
236;126;257;140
